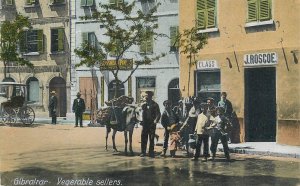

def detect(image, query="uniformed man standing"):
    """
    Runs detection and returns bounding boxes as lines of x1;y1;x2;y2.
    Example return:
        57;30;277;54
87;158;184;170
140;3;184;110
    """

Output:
72;92;86;127
140;91;161;158
48;91;57;125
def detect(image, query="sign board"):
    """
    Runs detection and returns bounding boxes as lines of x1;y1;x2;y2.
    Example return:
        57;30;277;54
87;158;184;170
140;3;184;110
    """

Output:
244;52;278;66
99;59;133;70
196;60;219;69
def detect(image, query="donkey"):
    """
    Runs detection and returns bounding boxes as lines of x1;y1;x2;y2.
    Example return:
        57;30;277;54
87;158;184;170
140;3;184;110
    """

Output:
105;104;142;155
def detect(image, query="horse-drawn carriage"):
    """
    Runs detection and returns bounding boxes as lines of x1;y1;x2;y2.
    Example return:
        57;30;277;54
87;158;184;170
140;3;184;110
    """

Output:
0;82;35;125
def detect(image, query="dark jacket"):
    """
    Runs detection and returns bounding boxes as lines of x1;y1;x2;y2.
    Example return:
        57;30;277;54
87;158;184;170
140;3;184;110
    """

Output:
161;109;179;129
141;100;161;126
72;98;86;114
48;96;57;115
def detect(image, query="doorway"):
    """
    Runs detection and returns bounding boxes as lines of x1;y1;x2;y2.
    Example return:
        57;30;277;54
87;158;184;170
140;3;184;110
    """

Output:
168;78;180;107
49;77;66;117
245;67;276;142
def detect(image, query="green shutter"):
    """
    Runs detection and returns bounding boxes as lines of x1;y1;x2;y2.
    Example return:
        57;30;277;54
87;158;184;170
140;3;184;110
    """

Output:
259;0;271;21
37;30;43;53
206;0;215;28
170;26;179;49
86;0;93;6
58;28;64;52
19;31;27;53
248;0;258;22
147;34;153;53
80;0;86;6
140;41;146;54
82;32;88;44
197;0;206;29
6;0;13;5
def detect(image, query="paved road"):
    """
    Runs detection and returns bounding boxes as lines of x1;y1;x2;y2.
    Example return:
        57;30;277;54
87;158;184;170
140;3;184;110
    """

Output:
0;124;299;186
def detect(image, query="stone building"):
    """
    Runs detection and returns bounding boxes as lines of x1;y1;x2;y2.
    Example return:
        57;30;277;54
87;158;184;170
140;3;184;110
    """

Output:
70;0;179;118
0;0;71;117
179;0;300;145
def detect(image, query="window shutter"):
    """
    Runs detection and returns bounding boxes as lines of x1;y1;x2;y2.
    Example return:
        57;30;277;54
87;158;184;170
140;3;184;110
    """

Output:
6;0;13;5
19;31;27;53
80;0;86;6
58;28;64;52
259;0;271;21
82;32;88;44
247;0;258;22
147;34;153;53
197;0;206;29
206;0;215;28
140;41;146;54
86;0;94;6
89;32;96;48
37;30;43;53
170;26;179;50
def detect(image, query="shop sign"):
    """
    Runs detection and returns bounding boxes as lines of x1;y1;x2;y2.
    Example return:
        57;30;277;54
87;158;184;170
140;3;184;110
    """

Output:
99;59;133;70
244;52;278;66
196;60;219;69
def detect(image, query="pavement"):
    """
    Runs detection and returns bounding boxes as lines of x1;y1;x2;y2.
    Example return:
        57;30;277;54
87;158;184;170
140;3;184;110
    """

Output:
34;118;300;159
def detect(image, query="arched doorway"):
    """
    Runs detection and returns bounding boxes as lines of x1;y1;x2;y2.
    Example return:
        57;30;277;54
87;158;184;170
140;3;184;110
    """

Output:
168;78;180;106
108;80;125;101
49;77;66;117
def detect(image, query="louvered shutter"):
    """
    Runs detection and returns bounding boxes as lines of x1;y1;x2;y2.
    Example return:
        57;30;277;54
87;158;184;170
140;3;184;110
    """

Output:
147;34;153;53
19;31;27;53
247;0;258;22
197;0;206;29
86;0;93;6
170;26;179;51
82;32;88;44
206;0;215;28
37;30;43;53
259;0;271;21
89;33;96;48
58;28;64;52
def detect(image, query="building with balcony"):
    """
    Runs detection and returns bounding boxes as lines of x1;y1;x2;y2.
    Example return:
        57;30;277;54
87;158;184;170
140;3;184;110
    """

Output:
179;0;300;145
0;0;71;117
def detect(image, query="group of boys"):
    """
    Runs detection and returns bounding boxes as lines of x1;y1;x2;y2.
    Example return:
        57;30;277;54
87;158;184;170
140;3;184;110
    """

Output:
159;92;233;162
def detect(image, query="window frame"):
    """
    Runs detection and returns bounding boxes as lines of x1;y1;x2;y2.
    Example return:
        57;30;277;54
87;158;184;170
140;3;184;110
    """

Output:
246;0;272;27
139;28;153;55
196;0;217;31
109;0;124;7
51;28;65;53
170;26;179;52
20;29;44;55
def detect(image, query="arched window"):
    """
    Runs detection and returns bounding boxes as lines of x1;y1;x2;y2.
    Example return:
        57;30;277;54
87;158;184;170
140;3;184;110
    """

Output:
108;80;125;101
168;78;180;106
26;77;39;103
2;77;15;82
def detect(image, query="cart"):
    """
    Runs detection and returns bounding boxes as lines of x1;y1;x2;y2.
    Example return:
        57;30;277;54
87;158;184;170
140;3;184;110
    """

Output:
0;82;35;125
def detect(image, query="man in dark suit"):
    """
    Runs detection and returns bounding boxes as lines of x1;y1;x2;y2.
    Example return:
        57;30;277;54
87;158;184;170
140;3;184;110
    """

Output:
48;91;57;124
140;91;161;158
72;92;86;127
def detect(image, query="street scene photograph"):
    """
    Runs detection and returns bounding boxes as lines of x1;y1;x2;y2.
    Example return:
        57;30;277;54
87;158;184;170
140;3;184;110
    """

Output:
0;0;300;186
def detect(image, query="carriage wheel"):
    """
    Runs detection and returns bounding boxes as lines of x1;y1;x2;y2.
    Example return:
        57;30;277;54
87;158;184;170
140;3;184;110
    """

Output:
19;106;35;125
2;108;17;125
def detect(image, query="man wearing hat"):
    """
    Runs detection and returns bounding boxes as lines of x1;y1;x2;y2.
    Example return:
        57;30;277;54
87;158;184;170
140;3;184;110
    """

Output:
48;91;58;124
72;92;86;127
140;91;161;157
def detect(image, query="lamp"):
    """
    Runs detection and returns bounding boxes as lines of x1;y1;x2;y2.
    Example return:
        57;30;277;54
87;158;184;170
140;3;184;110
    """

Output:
226;57;232;68
291;50;299;64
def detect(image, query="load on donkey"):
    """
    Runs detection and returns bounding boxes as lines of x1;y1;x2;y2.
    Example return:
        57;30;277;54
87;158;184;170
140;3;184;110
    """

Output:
96;95;142;155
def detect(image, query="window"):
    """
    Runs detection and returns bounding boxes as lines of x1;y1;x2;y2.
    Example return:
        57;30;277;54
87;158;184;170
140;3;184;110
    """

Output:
109;0;124;7
25;0;37;6
140;29;153;54
20;30;44;54
196;71;220;103
170;26;179;52
82;32;98;49
80;0;94;7
136;77;156;103
108;80;125;101
197;0;216;29
27;77;39;103
50;0;65;5
5;0;14;6
51;28;65;53
247;0;272;22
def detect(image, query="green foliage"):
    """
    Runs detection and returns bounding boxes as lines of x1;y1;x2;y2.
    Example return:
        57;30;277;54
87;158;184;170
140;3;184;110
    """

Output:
0;14;33;77
75;1;164;82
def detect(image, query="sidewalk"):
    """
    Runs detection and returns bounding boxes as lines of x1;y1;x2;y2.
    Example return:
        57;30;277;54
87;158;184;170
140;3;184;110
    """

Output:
219;142;300;159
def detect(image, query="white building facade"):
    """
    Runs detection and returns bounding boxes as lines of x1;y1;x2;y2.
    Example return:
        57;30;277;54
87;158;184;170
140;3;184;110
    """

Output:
69;0;179;118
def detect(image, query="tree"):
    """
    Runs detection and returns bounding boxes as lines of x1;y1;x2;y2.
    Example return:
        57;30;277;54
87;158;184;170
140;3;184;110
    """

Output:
0;14;33;79
179;27;208;96
74;1;165;98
